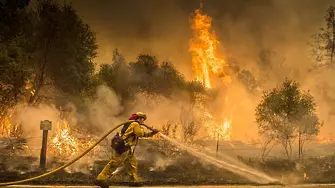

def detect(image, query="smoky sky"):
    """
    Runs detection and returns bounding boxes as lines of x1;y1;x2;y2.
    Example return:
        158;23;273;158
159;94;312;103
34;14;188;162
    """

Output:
63;0;335;139
64;0;334;78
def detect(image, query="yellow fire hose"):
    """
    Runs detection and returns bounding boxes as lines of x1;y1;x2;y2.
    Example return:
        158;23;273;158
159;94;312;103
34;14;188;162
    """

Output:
0;120;137;186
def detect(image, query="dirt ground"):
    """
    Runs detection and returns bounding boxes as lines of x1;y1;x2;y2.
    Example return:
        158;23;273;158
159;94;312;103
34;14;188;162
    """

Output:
0;139;333;186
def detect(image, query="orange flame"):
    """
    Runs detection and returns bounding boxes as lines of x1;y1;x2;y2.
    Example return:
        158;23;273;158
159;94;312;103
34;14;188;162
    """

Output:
49;119;104;160
50;119;78;159
190;9;231;88
304;172;309;180
0;111;22;138
204;111;232;140
0;116;12;137
190;8;232;140
220;119;232;140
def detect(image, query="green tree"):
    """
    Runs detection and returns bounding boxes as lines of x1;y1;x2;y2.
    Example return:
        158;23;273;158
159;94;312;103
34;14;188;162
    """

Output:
0;0;31;43
98;52;207;105
0;0;98;136
0;44;31;117
296;92;323;160
311;5;335;68
27;0;97;105
128;54;159;94
0;0;32;119
185;80;206;105
255;79;322;160
155;62;185;97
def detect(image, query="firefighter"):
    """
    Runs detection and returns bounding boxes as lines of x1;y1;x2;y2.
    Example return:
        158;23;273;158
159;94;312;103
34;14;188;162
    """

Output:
95;112;159;187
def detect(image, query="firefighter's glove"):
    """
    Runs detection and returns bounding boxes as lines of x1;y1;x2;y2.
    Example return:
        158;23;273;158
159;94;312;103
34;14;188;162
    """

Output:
150;129;159;136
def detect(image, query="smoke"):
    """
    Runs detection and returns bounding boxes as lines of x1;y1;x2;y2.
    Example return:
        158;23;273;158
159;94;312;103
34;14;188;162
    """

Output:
3;104;64;172
88;85;124;133
149;156;174;171
130;92;185;131
14;104;60;138
11;85;125;142
8;85;196;173
4;85;122;173
206;0;334;140
65;0;335;141
61;103;78;126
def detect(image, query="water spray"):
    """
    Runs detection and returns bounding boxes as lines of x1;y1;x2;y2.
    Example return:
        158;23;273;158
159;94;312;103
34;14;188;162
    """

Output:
142;123;281;184
158;132;281;184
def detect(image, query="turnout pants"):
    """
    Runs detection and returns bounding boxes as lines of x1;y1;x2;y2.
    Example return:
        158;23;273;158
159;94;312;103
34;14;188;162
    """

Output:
96;149;138;184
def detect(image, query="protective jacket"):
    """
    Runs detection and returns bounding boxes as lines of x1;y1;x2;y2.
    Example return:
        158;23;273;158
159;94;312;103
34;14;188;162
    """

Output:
122;121;152;146
96;121;153;186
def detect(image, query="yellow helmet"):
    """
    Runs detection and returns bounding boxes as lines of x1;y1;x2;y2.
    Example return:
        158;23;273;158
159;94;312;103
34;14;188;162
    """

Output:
135;112;147;120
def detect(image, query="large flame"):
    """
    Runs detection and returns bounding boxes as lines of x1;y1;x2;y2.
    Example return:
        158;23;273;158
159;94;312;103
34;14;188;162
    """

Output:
190;8;232;140
190;9;231;88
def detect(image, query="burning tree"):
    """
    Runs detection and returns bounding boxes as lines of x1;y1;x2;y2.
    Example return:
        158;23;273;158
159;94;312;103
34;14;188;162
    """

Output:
188;7;233;139
189;9;231;88
255;79;322;161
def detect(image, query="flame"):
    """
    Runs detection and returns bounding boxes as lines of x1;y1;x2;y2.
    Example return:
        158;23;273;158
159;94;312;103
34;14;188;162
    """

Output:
49;119;104;160
304;172;309;180
189;8;233;140
0;115;12;137
220;119;232;140
198;104;232;140
0;111;22;138
50;119;78;159
190;9;231;88
211;119;232;140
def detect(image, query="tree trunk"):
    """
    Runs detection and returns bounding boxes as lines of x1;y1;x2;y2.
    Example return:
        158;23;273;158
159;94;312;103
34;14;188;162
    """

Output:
28;83;41;105
28;35;52;105
288;140;292;160
261;140;277;161
331;18;335;64
301;143;304;161
301;139;306;161
283;141;290;161
298;131;301;160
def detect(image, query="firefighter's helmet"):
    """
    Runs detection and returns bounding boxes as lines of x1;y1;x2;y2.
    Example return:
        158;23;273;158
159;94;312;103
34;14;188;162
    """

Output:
135;112;147;120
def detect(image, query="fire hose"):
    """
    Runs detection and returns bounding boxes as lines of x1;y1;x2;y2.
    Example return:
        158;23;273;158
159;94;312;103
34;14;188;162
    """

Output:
0;120;157;186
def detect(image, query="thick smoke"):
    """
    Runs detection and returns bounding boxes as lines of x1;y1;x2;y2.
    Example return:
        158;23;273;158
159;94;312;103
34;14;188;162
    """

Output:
66;0;335;141
8;84;197;173
14;105;60;138
88;85;124;133
12;104;62;158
